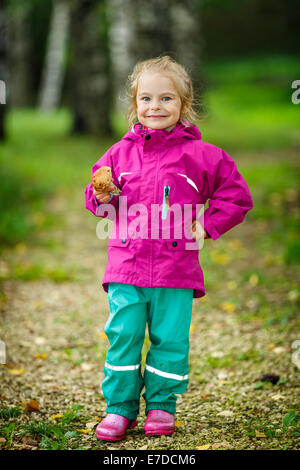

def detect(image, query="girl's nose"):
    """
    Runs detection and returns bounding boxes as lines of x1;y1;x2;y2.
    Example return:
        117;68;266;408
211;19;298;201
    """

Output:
150;100;160;110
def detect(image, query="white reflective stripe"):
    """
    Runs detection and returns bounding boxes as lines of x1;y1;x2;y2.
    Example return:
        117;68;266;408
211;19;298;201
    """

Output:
177;173;199;192
105;362;140;371
145;364;188;381
131;125;135;133
118;172;133;184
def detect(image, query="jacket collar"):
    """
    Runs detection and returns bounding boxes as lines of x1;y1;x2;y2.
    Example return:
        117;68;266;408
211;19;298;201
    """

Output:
122;120;202;144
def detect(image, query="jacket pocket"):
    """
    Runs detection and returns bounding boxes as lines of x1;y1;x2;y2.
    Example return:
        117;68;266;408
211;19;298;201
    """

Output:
108;237;131;248
165;238;199;251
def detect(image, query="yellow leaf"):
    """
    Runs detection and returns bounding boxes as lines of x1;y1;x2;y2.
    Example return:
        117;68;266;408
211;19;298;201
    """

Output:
267;344;275;350
175;421;184;427
255;430;267;438
221;302;236;313
196;444;211;450
99;332;107;340
249;274;259;286
34;353;47;359
190;324;196;333
34;300;43;308
8;369;26;375
76;429;92;434
50;414;64;420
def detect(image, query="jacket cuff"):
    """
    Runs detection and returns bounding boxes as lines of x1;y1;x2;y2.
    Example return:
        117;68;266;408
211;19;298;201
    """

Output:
95;192;113;205
204;217;220;240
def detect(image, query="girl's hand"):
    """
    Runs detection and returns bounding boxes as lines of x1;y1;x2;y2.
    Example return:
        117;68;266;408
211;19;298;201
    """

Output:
93;183;115;203
191;220;209;240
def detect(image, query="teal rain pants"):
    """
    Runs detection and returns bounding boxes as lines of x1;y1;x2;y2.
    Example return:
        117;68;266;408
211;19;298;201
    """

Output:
101;282;194;421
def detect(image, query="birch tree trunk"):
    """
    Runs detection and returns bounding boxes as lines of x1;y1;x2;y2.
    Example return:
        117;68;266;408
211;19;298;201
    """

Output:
69;0;112;136
107;0;136;113
170;0;204;99
38;0;70;110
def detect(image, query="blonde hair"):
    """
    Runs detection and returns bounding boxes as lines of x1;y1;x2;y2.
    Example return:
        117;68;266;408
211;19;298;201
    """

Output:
125;56;200;128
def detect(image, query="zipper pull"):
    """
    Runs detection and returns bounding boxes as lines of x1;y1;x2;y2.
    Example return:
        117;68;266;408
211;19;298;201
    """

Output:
162;186;170;220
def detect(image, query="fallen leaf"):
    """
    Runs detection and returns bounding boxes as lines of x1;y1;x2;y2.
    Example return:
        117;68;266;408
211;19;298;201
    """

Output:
99;332;107;340
217;410;234;417
76;429;92;433
196;444;211;450
23;400;40;412
220;302;236;313
255;430;267;438
8;369;26;375
50;414;64;420
86;421;98;429
175;421;184;427
34;353;47;360
190;324;196;332
271;394;284;401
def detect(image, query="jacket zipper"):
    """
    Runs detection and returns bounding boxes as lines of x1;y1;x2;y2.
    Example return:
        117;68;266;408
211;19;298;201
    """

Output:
162;185;170;220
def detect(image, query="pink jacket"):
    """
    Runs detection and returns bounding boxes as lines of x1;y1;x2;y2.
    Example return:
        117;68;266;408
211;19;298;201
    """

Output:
85;121;253;298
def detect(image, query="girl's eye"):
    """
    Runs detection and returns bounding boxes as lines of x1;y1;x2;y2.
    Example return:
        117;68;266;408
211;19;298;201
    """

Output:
142;97;150;101
162;97;171;101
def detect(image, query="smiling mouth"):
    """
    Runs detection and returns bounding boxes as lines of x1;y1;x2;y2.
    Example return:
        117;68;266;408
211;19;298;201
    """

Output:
147;115;168;118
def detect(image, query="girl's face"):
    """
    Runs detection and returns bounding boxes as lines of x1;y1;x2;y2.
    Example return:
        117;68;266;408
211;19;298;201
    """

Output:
136;72;182;130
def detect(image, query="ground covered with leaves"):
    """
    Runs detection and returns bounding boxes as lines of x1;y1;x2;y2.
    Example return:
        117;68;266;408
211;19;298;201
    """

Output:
0;149;299;451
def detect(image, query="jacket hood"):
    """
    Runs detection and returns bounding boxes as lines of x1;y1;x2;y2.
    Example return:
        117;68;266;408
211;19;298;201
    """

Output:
122;120;202;144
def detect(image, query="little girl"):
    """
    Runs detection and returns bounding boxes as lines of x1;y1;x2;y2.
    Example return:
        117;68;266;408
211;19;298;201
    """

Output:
84;56;253;441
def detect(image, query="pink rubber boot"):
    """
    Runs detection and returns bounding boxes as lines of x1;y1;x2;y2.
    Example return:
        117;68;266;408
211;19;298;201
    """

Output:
144;410;175;436
96;413;137;441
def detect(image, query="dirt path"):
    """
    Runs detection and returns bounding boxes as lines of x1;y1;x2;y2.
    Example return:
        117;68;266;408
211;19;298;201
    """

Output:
0;176;299;450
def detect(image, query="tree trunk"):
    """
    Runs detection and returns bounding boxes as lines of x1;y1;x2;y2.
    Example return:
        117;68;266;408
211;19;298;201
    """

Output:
107;0;137;113
38;0;70;110
0;0;8;140
7;2;32;107
69;0;112;136
107;0;204;117
170;0;204;100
